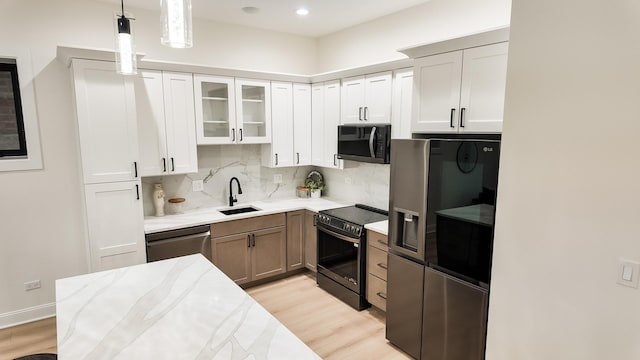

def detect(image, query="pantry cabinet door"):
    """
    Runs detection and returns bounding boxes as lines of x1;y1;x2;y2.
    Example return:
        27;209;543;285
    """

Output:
84;181;145;272
72;59;139;184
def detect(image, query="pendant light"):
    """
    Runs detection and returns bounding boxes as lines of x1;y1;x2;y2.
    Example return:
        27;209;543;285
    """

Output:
161;0;193;48
115;0;137;75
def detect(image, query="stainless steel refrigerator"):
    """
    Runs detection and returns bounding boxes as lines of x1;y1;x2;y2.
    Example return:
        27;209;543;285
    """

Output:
386;138;500;360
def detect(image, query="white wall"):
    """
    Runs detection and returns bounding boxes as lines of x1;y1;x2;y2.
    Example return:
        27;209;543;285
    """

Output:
315;0;511;72
0;0;316;326
486;0;640;358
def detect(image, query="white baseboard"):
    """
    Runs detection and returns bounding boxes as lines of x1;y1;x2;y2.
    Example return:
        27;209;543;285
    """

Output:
0;303;56;329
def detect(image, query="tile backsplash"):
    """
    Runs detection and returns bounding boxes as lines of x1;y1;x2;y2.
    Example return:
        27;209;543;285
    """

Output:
142;145;391;216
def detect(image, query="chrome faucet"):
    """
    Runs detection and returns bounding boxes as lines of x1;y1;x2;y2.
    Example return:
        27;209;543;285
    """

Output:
229;177;242;207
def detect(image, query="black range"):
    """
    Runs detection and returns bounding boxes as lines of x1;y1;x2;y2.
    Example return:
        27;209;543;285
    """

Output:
316;204;388;310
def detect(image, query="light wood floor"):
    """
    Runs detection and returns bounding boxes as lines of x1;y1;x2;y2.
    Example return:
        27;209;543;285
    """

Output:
0;272;409;360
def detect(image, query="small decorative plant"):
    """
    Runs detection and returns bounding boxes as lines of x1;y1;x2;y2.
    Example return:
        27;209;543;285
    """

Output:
305;177;325;191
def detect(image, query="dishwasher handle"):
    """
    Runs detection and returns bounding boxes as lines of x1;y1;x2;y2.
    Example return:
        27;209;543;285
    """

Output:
146;231;211;247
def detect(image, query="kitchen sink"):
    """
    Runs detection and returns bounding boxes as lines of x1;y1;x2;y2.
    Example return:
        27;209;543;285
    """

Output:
219;206;260;216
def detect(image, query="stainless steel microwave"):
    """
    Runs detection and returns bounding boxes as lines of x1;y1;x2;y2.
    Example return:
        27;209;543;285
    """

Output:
337;124;391;164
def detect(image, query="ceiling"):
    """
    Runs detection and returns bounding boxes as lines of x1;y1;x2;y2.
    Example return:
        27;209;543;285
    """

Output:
98;0;430;37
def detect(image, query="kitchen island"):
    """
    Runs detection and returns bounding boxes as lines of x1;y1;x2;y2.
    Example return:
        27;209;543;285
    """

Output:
55;254;320;359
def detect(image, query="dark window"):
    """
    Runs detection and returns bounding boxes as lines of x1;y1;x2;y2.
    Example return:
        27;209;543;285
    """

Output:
0;61;27;157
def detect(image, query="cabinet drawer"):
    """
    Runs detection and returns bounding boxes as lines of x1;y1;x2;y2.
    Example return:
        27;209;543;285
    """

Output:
367;273;387;311
367;245;388;281
368;230;388;252
212;213;286;238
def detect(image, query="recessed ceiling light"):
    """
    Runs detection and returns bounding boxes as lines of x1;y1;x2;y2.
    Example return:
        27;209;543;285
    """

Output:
242;6;259;14
296;8;309;16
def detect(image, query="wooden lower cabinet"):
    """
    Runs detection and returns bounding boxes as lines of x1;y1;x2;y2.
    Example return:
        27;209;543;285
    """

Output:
304;210;317;272
286;211;305;271
211;233;251;284
252;227;287;280
366;230;389;311
212;213;286;285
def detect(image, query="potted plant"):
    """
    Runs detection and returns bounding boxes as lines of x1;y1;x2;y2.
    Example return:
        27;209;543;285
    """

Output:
305;177;325;198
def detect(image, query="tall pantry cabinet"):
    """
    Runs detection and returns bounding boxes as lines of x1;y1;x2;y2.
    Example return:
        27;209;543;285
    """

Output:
71;59;145;272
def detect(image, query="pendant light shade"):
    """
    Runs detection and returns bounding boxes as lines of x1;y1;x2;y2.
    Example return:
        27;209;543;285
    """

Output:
115;1;137;75
161;0;193;48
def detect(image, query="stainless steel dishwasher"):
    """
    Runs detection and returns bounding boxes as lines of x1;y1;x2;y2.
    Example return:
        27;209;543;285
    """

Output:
145;224;212;262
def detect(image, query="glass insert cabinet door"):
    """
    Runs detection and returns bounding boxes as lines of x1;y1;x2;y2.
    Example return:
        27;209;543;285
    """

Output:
235;78;271;144
194;74;236;145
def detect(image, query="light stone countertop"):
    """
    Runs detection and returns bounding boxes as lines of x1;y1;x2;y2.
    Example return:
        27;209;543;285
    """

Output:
144;198;351;234
365;220;389;236
55;254;321;360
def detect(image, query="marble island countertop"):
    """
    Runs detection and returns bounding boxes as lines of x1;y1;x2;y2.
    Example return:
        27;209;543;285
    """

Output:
145;198;351;234
56;254;320;359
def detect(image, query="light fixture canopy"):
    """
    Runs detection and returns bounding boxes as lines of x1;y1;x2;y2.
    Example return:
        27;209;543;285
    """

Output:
161;0;193;48
114;0;137;75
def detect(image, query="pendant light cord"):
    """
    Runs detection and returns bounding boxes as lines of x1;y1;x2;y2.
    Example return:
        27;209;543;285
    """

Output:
120;0;125;18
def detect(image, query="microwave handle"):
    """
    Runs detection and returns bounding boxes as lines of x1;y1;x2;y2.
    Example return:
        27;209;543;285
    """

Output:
369;126;377;158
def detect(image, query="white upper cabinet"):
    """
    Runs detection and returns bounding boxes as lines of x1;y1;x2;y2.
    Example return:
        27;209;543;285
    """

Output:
236;79;272;144
341;72;392;124
72;59;139;184
392;68;414;139
458;42;509;133
194;75;236;145
412;42;508;134
323;80;343;169
263;82;294;167
311;83;325;166
136;70;197;177
84;181;145;272
293;83;312;166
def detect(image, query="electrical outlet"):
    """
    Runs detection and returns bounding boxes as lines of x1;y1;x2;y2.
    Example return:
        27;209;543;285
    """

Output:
24;280;41;291
192;180;204;192
618;259;640;289
345;177;352;185
274;174;283;184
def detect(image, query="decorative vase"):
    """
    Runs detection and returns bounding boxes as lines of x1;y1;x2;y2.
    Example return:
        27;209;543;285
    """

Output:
310;189;321;199
152;183;165;217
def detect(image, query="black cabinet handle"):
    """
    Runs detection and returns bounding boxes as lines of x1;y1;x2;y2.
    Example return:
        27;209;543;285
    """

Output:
275;153;278;166
358;107;363;121
378;239;388;246
450;108;456;128
313;214;317;226
239;128;243;141
296;152;300;164
232;128;235;142
377;262;388;270
171;157;175;172
133;161;138;178
334;154;337;166
251;233;256;247
376;292;387;300
135;184;140;200
459;107;466;128
247;234;251;248
162;158;167;172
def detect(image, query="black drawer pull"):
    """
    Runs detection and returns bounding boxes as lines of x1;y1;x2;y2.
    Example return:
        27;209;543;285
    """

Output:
376;292;387;300
377;263;388;270
377;239;388;246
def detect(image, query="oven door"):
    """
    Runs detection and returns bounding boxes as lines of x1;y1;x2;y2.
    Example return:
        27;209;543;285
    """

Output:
317;225;362;293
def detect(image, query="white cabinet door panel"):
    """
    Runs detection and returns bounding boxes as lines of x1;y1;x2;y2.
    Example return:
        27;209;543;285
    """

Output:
364;71;392;123
293;83;312;166
72;59;138;184
324;80;343;169
392;68;413;139
459;42;509;133
135;70;167;176
236;79;271;144
267;82;294;167
84;181;145;272
341;76;365;124
412;51;463;133
311;83;325;166
163;72;197;174
194;75;236;145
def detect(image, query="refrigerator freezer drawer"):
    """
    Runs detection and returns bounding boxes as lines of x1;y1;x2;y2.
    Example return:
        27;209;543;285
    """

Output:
422;266;489;360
